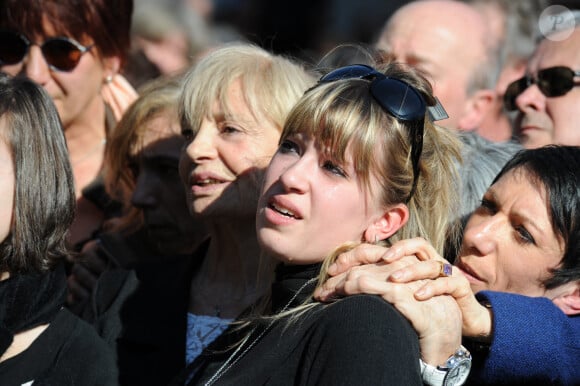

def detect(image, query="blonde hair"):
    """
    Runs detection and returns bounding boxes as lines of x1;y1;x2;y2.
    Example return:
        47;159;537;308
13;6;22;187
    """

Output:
179;43;315;137
256;61;462;324
283;62;462;256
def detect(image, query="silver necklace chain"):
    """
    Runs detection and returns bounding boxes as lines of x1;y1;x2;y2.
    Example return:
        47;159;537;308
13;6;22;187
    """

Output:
204;277;317;386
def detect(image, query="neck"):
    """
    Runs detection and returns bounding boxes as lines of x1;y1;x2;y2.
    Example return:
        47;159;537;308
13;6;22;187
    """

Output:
189;217;274;318
0;324;49;362
64;99;107;197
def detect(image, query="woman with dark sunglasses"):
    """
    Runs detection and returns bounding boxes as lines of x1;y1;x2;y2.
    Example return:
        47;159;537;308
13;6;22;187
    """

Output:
179;61;463;385
0;0;136;249
0;74;117;385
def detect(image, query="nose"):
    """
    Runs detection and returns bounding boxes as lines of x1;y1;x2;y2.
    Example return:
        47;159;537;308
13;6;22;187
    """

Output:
22;45;52;86
514;83;547;113
278;153;314;194
131;171;158;209
462;214;503;257
183;122;217;164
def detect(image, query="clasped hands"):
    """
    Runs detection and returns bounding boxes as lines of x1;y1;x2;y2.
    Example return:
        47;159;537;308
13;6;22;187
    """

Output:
313;238;492;366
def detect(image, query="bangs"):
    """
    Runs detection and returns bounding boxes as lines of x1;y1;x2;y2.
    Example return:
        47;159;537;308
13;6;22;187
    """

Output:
181;56;272;136
1;2;85;40
281;80;392;189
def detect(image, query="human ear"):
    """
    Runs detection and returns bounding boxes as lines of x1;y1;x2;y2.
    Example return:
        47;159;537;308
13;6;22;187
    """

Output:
102;56;121;81
551;282;580;316
457;89;494;131
363;203;409;243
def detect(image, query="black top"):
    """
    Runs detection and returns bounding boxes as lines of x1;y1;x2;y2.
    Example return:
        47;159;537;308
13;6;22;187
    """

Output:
185;263;422;386
79;239;208;386
0;308;118;385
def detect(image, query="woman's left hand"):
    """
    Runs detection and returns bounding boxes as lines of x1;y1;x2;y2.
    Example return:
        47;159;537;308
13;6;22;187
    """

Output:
101;74;138;121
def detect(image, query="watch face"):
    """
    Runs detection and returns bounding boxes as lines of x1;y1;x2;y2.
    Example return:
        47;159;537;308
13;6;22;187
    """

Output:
443;360;471;386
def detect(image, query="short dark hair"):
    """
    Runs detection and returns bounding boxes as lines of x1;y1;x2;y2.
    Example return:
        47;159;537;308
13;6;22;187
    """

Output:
492;145;580;289
0;0;133;67
0;73;75;273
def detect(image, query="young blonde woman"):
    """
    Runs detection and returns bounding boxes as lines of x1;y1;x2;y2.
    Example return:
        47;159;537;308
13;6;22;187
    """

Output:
183;62;462;385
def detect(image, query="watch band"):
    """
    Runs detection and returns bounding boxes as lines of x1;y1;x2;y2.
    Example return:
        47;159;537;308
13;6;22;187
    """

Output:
420;359;446;386
420;345;472;386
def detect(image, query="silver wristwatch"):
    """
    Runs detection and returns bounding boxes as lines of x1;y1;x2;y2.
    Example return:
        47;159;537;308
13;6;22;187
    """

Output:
420;345;472;386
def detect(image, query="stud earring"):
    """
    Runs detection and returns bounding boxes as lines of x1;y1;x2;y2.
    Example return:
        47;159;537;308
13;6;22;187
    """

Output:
104;75;113;84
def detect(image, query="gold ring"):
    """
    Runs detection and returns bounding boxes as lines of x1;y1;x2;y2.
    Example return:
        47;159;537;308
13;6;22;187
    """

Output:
438;262;453;278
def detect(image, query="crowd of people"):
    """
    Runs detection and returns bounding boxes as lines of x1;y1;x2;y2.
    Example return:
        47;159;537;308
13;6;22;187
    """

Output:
0;0;578;385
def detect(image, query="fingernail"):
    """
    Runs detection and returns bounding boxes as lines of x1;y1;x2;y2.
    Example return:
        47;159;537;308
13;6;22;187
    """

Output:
415;288;426;297
383;250;394;261
390;271;404;281
327;264;337;275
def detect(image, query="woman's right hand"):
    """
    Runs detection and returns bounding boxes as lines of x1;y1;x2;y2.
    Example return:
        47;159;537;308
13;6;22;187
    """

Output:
389;258;493;342
316;238;493;341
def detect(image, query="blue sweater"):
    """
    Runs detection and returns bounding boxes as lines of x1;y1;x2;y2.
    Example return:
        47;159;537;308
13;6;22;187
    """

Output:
468;291;580;385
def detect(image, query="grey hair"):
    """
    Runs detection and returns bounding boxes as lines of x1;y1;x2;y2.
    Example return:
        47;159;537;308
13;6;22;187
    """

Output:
457;131;523;222
465;0;547;94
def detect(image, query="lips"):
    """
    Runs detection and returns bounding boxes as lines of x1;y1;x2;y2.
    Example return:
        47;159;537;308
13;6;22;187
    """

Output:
518;124;543;135
188;171;229;194
269;202;299;219
195;177;222;186
455;259;485;284
264;196;303;224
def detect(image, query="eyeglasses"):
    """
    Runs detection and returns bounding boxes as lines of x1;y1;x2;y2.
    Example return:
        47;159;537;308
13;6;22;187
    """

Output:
0;30;94;72
318;64;427;201
504;66;580;111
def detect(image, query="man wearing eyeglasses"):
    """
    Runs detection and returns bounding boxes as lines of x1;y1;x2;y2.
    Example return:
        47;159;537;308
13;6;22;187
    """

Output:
376;0;508;142
504;17;580;149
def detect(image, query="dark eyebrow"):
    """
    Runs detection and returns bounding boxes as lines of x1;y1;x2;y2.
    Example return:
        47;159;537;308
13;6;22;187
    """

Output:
488;187;544;237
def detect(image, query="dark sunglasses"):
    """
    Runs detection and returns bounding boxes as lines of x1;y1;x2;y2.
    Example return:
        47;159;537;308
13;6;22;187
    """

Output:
504;66;580;111
0;30;94;72
318;64;427;201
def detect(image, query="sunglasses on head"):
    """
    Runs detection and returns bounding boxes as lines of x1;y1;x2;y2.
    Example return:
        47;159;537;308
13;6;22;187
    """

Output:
0;30;94;72
318;64;428;201
504;66;580;111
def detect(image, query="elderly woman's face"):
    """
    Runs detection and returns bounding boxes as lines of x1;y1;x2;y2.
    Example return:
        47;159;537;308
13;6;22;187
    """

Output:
179;79;281;219
456;168;565;298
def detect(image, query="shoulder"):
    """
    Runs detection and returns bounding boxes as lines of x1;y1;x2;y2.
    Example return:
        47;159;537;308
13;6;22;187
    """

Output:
314;295;415;339
322;294;404;320
53;310;118;375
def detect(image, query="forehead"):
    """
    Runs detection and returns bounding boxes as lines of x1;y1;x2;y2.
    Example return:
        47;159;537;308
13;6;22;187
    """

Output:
213;80;264;128
141;114;180;144
139;135;184;160
385;4;487;65
529;30;580;71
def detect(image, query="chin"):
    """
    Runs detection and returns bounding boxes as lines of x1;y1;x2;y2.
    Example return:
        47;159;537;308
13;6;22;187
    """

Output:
469;282;488;294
